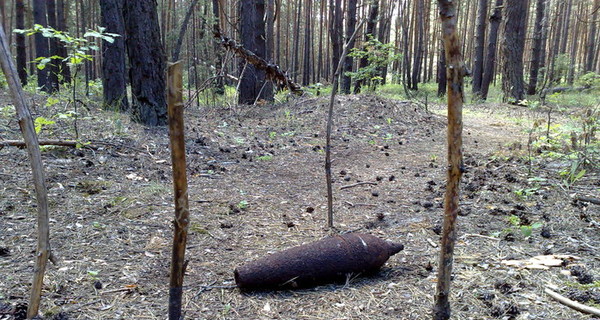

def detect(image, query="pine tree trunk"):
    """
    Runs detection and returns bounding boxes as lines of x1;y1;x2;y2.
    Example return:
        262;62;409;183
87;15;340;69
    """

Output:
330;0;343;83
502;0;529;102
527;0;546;95
123;0;167;125
585;0;599;72
32;0;50;92
15;0;27;85
480;0;503;100
410;0;424;90
341;0;358;93
471;0;488;95
212;0;225;94
238;0;272;104
55;0;71;84
354;0;379;93
99;0;129;111
302;0;312;85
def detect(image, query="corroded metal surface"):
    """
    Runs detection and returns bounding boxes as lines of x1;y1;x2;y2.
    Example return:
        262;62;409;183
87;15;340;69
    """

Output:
234;233;404;290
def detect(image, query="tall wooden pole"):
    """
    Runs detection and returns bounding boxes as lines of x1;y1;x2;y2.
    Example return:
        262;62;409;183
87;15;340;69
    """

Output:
0;24;52;319
433;1;465;319
167;61;190;320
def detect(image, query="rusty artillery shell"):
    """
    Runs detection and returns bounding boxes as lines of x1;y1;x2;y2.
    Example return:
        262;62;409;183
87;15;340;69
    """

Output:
234;233;404;290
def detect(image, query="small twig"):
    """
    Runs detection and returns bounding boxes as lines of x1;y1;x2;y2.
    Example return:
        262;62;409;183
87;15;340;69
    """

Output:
462;233;502;241
62;299;102;313
340;181;378;190
344;201;377;207
545;288;600;316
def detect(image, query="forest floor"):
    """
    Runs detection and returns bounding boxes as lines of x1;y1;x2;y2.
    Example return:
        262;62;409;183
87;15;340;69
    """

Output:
0;92;599;320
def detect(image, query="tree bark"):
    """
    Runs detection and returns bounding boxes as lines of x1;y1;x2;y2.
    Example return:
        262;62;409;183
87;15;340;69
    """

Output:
480;0;503;100
15;0;27;86
238;0;273;104
410;0;424;90
471;0;488;95
302;0;312;85
502;0;529;102
0;24;52;320
55;0;71;84
166;61;190;320
354;0;379;93
32;0;50;92
585;0;599;72
433;0;465;318
45;0;60;92
329;0;343;84
341;0;358;93
99;0;129;111
527;0;546;95
123;0;167;126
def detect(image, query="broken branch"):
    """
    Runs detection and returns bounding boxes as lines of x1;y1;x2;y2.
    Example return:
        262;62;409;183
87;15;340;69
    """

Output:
213;31;303;95
545;288;600;316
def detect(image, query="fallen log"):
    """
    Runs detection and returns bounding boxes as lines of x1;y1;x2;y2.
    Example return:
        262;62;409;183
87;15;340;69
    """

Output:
576;196;600;205
213;31;303;95
234;233;404;290
545;288;600;317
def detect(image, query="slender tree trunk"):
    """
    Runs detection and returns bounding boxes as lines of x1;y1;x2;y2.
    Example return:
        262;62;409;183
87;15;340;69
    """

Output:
585;0;599;72
55;0;71;84
437;44;446;97
45;0;60;92
172;0;200;61
123;0;167;125
502;0;529;102
32;0;50;92
354;0;379;93
433;0;465;318
527;0;546;95
302;0;312;85
471;0;488;95
15;0;27;85
567;2;581;85
212;0;225;94
341;0;358;93
410;0;424;90
330;0;343;84
99;0;129;111
291;0;302;82
480;0;503;100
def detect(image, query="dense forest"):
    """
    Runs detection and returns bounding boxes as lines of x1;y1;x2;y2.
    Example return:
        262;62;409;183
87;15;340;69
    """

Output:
0;0;599;319
1;0;599;117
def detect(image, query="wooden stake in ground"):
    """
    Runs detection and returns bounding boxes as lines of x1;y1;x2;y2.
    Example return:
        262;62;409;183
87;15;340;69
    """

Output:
433;1;466;319
0;24;53;319
325;20;365;229
167;61;191;320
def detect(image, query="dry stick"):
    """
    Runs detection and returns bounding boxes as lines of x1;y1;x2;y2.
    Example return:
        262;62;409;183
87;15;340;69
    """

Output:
167;61;191;320
0;25;52;319
325;19;365;229
545;288;600;316
433;1;466;320
0;140;79;147
339;181;378;190
576;196;600;205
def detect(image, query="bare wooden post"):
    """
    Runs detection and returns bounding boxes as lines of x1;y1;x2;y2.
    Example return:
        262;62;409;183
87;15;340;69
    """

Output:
325;20;365;229
167;61;190;320
433;1;465;319
0;24;52;319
